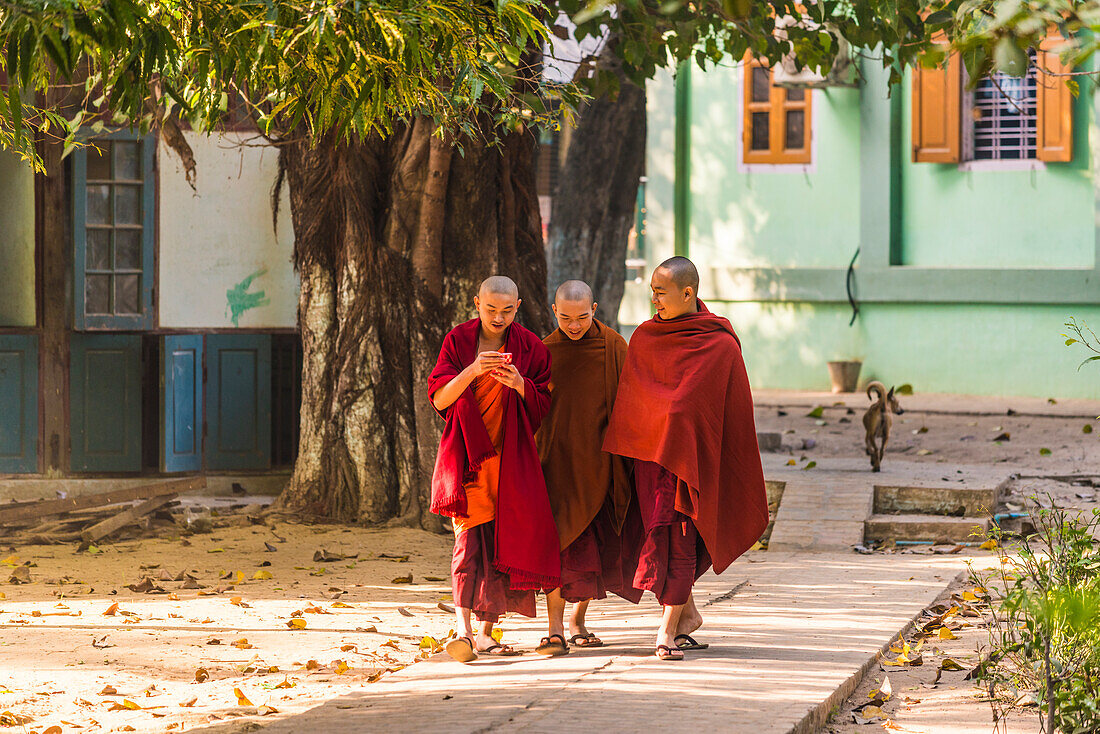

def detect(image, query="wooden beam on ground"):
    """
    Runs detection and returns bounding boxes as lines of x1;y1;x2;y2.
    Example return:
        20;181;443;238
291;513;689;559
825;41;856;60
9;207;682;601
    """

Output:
0;477;206;526
80;493;179;544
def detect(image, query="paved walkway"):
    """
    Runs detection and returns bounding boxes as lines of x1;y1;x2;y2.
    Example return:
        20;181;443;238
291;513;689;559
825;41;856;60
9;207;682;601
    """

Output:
764;456;1012;551
199;552;977;734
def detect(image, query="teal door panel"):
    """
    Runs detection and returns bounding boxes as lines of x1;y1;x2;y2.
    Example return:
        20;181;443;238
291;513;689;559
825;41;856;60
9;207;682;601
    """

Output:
205;335;271;470
0;335;38;473
162;335;203;472
70;334;141;472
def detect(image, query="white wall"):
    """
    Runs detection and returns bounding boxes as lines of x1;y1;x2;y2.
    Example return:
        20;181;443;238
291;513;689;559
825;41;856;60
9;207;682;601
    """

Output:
158;132;297;329
0;151;36;327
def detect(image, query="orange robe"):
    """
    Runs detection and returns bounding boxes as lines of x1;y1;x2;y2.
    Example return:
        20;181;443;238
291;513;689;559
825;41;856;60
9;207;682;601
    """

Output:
453;372;506;533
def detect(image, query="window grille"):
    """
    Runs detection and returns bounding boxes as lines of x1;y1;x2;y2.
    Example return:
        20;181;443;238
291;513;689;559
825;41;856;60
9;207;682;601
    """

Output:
968;60;1038;161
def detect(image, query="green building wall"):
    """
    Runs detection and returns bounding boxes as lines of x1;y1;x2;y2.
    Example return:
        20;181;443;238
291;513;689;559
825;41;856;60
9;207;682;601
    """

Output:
628;62;1100;398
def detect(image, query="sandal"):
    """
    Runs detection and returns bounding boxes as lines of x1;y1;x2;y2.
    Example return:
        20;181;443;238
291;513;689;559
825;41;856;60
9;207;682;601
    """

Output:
445;636;478;663
655;644;684;661
675;634;709;651
477;642;523;656
568;633;603;648
536;634;570;656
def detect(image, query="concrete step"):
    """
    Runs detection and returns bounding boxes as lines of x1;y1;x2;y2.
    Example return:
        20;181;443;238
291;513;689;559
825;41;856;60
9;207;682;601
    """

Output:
873;483;1002;517
864;514;991;544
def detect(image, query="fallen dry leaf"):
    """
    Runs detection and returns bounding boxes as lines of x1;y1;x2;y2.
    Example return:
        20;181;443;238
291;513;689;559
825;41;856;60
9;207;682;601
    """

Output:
331;601;354;608
287;618;307;630
334;660;350;675
194;668;209;683
102;603;119;616
438;602;455;614
391;574;413;585
106;699;144;711
340;644;357;652
253;570;274;580
8;566;31;584
258;705;279;716
397;607;415;617
0;711;32;725
178;696;198;708
99;685;118;696
233;638;254;650
304;660;320;670
233;688;253;706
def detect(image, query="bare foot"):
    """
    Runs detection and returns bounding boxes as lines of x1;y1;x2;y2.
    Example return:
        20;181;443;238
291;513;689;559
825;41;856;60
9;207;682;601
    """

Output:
473;631;497;651
676;596;703;638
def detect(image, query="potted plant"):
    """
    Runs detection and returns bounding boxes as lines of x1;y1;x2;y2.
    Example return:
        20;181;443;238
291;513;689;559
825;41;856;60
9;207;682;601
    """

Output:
827;359;862;393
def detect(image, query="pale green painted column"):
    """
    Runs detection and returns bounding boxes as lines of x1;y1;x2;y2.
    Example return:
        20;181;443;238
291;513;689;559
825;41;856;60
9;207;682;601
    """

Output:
858;57;902;271
673;62;691;257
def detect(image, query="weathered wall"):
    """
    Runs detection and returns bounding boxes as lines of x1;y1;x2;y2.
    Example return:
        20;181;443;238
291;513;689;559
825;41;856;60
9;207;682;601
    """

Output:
628;59;1100;398
158;132;297;329
0;151;36;327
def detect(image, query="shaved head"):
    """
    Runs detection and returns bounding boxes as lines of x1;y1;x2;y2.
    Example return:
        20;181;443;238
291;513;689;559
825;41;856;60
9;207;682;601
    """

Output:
479;275;519;300
656;256;700;293
554;279;594;305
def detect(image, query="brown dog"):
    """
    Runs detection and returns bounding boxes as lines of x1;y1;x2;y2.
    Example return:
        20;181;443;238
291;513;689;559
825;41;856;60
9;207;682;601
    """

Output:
863;381;903;472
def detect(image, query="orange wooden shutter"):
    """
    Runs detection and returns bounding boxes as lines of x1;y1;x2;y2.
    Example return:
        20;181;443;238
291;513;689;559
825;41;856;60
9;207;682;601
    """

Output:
911;53;961;162
1036;37;1073;162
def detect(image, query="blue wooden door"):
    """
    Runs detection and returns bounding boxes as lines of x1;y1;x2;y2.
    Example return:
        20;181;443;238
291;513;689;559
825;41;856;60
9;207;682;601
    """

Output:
205;335;271;470
70;334;141;472
162;335;203;472
0;335;38;473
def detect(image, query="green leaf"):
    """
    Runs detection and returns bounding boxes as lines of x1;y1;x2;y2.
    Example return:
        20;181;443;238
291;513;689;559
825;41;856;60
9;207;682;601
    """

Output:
806;406;825;418
802;461;817;470
1083;424;1092;434
994;36;1028;76
1066;338;1079;346
924;9;953;25
896;384;914;396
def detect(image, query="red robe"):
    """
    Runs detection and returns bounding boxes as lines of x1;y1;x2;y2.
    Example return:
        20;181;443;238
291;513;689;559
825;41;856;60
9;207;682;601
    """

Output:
603;300;768;575
428;318;561;590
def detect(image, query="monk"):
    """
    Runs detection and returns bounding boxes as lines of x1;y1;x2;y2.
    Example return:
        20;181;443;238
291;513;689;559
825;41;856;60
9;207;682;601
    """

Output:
604;256;769;661
428;275;561;662
534;280;633;656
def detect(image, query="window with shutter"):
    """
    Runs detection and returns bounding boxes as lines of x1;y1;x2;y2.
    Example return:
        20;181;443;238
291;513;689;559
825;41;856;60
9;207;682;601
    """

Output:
912;39;1073;165
743;59;812;166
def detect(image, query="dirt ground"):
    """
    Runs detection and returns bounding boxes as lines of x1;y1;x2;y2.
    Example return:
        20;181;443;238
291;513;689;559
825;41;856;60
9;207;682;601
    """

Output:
0;522;460;733
753;399;1100;477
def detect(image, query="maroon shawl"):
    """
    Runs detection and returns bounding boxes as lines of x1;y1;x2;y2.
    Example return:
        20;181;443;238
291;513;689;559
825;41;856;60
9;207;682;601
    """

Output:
428;318;560;589
602;301;768;574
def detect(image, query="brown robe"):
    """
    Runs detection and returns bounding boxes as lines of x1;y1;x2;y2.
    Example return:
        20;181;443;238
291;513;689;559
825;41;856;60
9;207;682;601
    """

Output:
537;320;632;549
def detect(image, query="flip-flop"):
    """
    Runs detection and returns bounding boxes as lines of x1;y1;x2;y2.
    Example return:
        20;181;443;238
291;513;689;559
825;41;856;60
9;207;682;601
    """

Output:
655;644;684;661
477;643;523;657
445;636;478;663
675;634;709;650
535;634;570;656
568;633;604;648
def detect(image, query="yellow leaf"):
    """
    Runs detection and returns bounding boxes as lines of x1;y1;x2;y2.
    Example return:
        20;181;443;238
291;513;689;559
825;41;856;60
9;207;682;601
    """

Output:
786;459;796;466
274;677;295;689
938;627;959;640
304;660;320;670
491;628;504;643
233;638;253;650
167;593;180;601
253;570;273;580
236;571;245;584
340;644;358;652
940;658;966;671
0;592;5;599
103;603;119;616
258;705;279;716
230;596;243;606
331;601;354;608
107;699;143;711
334;660;350;675
419;635;438;650
961;591;979;602
233;688;253;706
287;618;307;629
0;711;31;725
0;555;17;567
979;539;998;551
194;668;209;683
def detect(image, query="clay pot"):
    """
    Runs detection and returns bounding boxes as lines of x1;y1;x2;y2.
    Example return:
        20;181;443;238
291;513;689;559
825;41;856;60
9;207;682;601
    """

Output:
827;360;862;393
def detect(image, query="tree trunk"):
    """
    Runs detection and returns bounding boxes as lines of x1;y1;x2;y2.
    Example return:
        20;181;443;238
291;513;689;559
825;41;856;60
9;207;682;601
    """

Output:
276;120;551;528
547;46;647;330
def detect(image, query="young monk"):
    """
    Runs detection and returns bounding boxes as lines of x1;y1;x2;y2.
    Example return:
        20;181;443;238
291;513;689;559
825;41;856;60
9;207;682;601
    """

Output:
604;256;769;661
534;280;634;657
428;275;561;662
